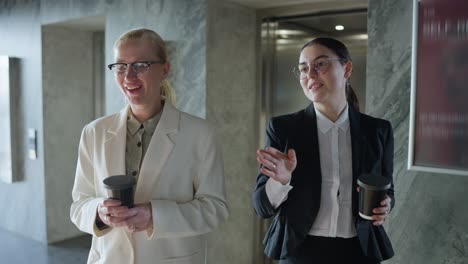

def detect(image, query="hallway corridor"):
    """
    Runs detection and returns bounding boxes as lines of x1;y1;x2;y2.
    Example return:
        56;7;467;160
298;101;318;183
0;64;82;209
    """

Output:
0;229;90;264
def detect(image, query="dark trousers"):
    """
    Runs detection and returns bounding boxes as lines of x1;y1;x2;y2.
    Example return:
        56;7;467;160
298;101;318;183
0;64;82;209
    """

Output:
279;236;381;264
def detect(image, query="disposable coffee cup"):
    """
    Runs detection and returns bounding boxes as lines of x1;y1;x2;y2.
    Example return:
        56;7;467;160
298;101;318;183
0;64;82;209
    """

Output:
103;175;136;208
357;174;391;220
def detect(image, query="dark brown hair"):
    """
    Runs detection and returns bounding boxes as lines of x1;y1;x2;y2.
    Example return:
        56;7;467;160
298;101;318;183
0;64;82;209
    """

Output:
301;37;360;112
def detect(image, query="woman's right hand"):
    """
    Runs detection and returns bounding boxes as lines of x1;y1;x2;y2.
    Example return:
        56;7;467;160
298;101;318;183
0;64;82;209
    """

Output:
97;199;130;227
257;147;297;185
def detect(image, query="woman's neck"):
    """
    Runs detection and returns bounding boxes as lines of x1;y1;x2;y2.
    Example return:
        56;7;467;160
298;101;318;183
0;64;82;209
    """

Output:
315;99;347;123
130;102;163;123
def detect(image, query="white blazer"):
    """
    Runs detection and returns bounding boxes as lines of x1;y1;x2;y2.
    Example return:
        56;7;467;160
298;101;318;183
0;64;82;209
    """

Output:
70;102;229;264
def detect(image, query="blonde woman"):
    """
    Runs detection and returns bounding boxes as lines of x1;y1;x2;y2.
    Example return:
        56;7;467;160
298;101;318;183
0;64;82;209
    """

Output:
71;28;228;264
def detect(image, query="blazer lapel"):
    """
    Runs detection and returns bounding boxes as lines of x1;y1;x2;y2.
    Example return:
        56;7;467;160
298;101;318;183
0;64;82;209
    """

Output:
286;103;322;215
134;102;179;204
280;103;322;251
349;106;366;215
302;103;322;186
103;106;129;178
101;106;136;254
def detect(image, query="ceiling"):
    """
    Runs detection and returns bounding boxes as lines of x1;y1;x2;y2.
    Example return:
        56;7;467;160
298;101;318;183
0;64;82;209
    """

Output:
281;10;367;37
227;0;367;9
45;15;105;31
272;10;368;49
227;0;326;9
229;0;368;44
43;1;367;35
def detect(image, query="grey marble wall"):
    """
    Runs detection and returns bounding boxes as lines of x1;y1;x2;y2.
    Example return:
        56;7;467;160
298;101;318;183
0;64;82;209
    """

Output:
101;0;208;118
39;0;208;118
367;0;468;263
206;0;258;263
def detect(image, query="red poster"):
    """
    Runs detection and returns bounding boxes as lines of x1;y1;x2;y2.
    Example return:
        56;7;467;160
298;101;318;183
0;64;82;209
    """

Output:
412;0;468;173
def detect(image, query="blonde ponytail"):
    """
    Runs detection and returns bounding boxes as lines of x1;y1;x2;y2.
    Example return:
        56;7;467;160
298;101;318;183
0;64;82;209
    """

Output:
161;79;176;105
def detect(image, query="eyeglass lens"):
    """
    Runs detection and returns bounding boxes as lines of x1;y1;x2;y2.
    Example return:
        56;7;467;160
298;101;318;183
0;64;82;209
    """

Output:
295;59;335;79
111;62;151;75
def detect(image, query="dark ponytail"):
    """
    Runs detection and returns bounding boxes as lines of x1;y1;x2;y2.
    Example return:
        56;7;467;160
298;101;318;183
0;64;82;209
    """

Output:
346;82;359;112
301;37;360;112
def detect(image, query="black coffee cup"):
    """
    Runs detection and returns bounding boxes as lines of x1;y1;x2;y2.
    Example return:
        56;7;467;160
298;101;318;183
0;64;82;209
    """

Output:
357;174;391;220
103;175;136;208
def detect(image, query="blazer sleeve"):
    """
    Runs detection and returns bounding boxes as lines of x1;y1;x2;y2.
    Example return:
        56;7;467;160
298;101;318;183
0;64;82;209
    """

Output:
148;126;229;239
70;125;109;237
355;119;396;262
382;120;395;209
252;118;286;219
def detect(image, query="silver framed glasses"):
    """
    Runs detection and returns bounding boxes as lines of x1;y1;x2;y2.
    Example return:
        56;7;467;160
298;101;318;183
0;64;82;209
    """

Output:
107;60;164;76
293;58;344;80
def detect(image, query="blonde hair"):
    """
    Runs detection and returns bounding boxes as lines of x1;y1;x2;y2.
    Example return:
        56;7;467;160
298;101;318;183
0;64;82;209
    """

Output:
114;28;176;105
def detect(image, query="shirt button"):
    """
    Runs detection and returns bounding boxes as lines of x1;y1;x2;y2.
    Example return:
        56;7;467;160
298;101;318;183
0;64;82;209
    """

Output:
132;171;137;176
137;142;142;147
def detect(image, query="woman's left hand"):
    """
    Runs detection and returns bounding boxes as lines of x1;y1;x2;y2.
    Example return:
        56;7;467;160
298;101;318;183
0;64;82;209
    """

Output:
371;196;392;226
112;203;153;232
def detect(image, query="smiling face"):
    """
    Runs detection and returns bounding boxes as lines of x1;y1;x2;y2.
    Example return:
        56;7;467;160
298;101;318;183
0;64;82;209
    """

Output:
299;44;352;109
114;38;170;115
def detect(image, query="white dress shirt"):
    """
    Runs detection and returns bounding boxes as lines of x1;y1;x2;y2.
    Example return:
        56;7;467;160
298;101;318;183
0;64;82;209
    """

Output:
266;105;357;238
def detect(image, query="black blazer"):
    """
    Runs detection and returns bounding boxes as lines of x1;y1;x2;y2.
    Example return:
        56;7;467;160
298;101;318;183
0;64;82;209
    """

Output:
253;103;395;261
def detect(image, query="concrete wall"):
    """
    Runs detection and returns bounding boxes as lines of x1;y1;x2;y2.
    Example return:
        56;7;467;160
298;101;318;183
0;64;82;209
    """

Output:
206;1;258;263
42;26;96;243
38;0;208;118
0;0;47;243
367;0;468;263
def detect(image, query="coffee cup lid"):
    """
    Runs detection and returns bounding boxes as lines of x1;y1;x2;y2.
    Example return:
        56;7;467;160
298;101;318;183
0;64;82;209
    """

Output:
103;175;136;190
357;174;391;191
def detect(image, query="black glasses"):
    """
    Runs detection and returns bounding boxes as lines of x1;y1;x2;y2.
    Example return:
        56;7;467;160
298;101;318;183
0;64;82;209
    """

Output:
107;60;164;76
293;58;344;80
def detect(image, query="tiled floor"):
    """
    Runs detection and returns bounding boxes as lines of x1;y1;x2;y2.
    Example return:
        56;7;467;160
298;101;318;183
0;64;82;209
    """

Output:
0;228;91;264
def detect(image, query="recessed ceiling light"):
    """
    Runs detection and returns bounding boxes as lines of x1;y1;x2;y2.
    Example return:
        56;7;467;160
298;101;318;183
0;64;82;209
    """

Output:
335;25;344;31
275;29;305;36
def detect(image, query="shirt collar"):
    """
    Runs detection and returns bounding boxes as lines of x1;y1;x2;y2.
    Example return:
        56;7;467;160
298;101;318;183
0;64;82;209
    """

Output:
127;110;141;136
314;104;350;133
127;108;163;136
143;111;162;135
